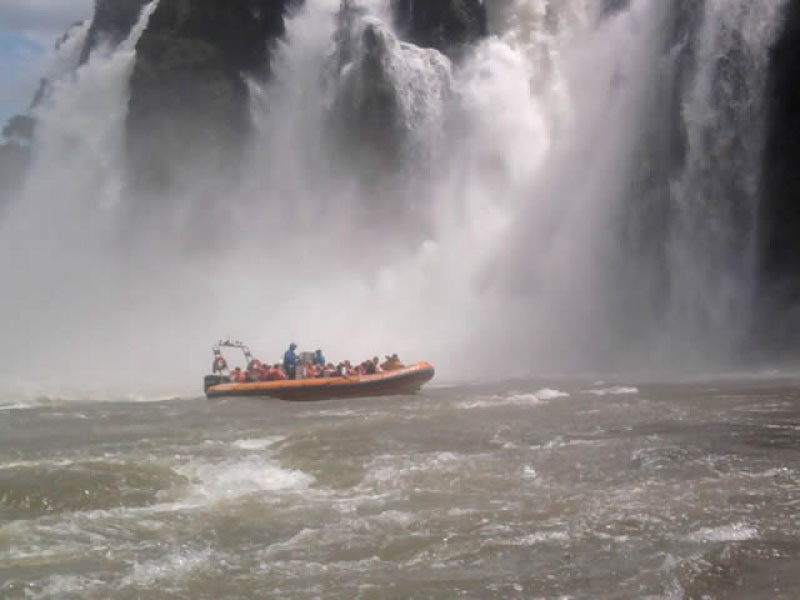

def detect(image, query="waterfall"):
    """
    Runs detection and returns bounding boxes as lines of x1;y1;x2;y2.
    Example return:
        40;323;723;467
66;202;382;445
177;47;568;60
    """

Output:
0;0;792;390
0;2;161;389
664;0;787;365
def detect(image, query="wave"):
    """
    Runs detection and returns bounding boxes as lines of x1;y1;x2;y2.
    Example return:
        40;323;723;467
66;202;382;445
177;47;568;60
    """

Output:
583;385;639;396
685;522;759;543
458;388;570;409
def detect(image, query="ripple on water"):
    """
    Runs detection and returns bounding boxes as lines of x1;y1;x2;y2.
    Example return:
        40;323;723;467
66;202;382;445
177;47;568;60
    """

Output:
0;461;186;519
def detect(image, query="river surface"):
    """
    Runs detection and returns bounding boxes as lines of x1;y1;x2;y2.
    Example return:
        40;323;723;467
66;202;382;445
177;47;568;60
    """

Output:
1;377;798;599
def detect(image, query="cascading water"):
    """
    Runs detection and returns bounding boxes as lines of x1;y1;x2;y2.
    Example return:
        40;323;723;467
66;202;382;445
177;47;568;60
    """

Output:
664;0;788;365
0;2;163;392
0;0;792;392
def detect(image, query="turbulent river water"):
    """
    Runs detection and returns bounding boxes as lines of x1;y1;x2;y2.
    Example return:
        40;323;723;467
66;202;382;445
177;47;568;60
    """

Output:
2;1;800;596
1;379;798;598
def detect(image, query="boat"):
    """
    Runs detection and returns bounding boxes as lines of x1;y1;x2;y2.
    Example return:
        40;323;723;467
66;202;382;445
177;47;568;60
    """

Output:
203;340;435;401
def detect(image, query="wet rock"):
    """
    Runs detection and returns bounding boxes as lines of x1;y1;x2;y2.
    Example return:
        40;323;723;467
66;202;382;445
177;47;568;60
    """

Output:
326;6;451;178
80;0;151;63
759;0;800;351
2;115;34;144
125;0;295;190
0;142;30;205
391;0;487;59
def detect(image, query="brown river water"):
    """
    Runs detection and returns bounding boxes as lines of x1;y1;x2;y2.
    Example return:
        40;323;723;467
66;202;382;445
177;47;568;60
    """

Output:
1;377;798;598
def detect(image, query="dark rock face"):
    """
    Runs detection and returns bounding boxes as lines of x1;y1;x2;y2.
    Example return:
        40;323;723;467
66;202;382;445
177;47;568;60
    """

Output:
0;143;30;207
328;9;410;169
2;116;35;144
80;0;150;63
0;116;34;205
391;0;487;58
125;0;295;190
760;0;800;348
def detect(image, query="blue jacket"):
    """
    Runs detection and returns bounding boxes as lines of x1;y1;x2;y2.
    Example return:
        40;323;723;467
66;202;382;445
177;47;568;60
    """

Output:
283;344;298;370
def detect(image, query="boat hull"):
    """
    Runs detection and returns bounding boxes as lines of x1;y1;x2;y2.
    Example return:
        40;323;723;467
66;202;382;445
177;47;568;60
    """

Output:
205;362;435;401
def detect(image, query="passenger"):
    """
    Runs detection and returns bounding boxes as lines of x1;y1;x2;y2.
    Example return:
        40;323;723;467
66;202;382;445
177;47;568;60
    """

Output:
314;349;326;366
231;367;246;383
269;364;286;381
364;358;377;375
380;353;405;371
283;343;298;380
246;360;263;382
373;356;381;372
257;364;271;381
324;363;337;378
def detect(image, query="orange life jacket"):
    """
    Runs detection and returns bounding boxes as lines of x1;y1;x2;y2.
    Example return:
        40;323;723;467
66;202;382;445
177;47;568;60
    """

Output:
268;367;286;381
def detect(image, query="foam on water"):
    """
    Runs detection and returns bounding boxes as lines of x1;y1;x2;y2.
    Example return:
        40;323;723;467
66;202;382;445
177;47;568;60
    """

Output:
491;530;571;546
232;437;285;451
584;385;640;396
0;403;33;412
175;455;314;502
686;522;759;543
119;547;214;588
458;388;570;409
22;575;106;600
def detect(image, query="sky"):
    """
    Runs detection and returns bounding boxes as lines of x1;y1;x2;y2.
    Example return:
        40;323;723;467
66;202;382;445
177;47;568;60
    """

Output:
0;0;93;132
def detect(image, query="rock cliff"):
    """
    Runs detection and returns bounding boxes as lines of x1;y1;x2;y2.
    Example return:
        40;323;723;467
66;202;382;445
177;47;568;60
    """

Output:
125;0;295;190
391;0;486;58
760;0;800;348
80;0;150;62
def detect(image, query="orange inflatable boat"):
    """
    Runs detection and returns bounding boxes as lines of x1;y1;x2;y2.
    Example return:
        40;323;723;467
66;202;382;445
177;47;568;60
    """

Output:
203;341;434;401
205;361;435;401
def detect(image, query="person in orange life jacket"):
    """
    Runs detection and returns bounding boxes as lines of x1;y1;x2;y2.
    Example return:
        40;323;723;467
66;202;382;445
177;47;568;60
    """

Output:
268;364;286;381
231;367;246;383
257;364;271;381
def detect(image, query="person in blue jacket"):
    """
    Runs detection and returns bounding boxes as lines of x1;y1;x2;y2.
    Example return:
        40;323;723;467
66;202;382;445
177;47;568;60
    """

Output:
314;349;325;366
283;343;298;379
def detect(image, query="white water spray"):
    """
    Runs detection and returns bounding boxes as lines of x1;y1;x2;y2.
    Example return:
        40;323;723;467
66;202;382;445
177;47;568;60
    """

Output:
664;0;788;365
